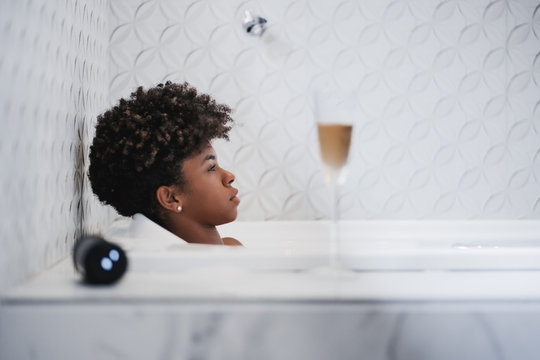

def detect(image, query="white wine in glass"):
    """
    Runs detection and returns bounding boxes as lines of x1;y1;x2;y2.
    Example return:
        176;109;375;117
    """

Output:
317;121;353;269
317;123;353;186
314;88;354;269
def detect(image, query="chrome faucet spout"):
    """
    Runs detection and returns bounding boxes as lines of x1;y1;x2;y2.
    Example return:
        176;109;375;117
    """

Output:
242;10;267;37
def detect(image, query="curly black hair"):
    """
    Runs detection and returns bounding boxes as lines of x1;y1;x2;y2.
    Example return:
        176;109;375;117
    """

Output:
88;81;233;219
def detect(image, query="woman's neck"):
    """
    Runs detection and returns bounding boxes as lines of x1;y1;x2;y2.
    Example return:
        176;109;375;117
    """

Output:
162;214;224;245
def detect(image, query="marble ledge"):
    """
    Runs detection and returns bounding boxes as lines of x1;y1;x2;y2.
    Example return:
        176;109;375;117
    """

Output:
4;257;540;305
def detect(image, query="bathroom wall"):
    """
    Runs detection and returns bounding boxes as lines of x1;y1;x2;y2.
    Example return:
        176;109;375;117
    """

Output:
108;0;540;220
0;0;112;292
1;0;538;291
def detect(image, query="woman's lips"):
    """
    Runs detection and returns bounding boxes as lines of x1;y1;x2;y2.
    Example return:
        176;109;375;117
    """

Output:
230;189;240;204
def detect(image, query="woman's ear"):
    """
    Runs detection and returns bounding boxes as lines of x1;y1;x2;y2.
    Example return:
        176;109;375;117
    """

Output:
156;185;183;213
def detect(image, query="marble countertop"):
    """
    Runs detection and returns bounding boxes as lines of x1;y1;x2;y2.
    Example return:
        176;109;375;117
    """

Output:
4;256;540;304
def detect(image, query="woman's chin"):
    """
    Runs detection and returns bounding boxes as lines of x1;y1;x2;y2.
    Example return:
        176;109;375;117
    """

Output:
215;211;238;226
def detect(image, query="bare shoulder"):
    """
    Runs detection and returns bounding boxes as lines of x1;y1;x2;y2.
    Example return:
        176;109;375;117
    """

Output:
222;237;243;246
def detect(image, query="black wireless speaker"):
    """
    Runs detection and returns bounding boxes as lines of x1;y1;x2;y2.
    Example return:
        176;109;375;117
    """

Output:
73;235;128;284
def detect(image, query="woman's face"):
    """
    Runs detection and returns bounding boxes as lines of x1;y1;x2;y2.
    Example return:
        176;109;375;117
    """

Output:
178;145;240;226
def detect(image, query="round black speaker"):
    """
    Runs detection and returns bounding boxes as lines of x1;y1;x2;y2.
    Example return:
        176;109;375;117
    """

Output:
73;235;128;285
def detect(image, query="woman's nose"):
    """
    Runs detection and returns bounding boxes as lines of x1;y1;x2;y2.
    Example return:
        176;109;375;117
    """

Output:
223;169;235;186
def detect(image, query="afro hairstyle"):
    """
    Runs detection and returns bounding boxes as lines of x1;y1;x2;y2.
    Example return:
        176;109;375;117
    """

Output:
88;81;233;218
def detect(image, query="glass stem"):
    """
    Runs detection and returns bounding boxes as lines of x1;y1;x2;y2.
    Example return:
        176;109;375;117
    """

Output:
331;179;338;224
329;177;339;268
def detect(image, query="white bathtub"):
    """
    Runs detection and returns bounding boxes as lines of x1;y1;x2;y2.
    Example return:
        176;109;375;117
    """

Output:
4;219;540;360
110;220;540;272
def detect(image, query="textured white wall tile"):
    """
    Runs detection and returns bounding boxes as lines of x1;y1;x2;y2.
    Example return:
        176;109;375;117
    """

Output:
106;0;540;220
0;0;111;292
3;0;539;292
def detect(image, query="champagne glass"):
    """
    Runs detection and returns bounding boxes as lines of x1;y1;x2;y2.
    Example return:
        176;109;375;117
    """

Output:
314;90;354;268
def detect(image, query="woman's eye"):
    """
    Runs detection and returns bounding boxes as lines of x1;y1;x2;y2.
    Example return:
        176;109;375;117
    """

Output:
209;164;216;172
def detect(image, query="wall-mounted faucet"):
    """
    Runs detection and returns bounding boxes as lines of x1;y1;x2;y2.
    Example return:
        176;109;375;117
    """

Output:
242;10;267;37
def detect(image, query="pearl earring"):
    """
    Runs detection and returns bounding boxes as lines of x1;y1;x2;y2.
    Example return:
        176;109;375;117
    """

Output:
177;205;182;212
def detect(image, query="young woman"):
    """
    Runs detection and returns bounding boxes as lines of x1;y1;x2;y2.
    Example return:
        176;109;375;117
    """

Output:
89;82;241;246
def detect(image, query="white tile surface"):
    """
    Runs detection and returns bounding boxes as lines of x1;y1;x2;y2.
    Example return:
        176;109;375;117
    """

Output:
0;0;113;293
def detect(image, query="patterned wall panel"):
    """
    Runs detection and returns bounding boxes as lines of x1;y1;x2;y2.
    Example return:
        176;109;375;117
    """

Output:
107;0;540;221
0;0;110;292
